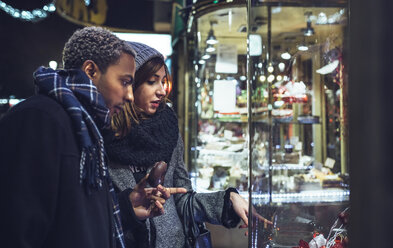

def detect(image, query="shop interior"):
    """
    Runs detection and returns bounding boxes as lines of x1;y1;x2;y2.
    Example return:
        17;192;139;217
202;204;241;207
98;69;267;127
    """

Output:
183;2;349;247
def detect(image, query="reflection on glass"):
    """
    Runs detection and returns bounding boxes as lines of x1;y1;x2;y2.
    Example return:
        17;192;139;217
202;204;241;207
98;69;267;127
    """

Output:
186;1;350;247
249;2;349;247
190;7;249;192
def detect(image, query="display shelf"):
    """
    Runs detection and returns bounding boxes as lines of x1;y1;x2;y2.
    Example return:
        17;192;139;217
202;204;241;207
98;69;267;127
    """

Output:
254;118;321;125
239;190;350;205
258;164;313;170
203;116;247;123
200;117;321;124
196;147;245;156
193;187;349;205
202;112;320;125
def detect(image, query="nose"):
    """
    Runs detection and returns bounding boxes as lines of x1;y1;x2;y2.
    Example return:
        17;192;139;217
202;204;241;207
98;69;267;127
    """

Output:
156;83;166;98
125;85;134;102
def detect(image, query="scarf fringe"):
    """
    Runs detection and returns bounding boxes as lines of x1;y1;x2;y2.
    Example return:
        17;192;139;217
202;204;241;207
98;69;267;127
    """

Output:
81;146;103;193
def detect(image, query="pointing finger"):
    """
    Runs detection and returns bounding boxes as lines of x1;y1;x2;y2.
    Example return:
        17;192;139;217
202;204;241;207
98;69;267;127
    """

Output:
168;187;187;194
238;210;248;227
254;212;273;225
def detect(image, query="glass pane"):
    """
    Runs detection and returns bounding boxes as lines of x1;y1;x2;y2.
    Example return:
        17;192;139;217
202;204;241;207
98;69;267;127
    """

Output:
248;1;350;247
188;7;249;192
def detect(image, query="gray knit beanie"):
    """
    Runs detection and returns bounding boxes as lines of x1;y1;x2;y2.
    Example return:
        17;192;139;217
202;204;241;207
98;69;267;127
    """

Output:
127;42;164;71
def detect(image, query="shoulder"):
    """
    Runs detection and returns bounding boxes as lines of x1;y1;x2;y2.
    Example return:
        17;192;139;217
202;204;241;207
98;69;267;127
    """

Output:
9;94;67;117
1;95;70;129
0;94;80;156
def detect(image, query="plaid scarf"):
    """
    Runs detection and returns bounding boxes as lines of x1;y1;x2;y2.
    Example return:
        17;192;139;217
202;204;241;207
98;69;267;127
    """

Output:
33;66;126;248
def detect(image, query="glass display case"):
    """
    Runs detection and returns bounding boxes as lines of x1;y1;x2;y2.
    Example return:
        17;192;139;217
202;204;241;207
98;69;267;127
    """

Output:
183;0;349;247
187;4;250;192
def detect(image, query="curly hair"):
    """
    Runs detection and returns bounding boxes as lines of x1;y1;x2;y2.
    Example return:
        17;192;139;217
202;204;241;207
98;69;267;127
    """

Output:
62;26;135;72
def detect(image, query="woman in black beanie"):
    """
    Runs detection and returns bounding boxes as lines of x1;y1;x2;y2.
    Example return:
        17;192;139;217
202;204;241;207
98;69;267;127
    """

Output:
105;42;271;248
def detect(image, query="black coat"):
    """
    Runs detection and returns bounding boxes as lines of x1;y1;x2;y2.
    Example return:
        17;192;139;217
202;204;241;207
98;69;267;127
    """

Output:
0;95;115;248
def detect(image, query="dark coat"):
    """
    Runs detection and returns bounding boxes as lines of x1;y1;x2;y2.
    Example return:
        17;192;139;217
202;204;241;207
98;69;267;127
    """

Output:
110;136;240;248
0;95;115;248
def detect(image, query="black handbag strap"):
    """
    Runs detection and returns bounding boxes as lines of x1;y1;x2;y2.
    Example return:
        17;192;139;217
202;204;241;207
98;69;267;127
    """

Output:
183;191;212;248
183;191;202;247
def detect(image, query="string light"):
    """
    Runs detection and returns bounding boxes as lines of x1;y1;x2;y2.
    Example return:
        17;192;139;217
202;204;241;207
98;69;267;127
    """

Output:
0;1;56;22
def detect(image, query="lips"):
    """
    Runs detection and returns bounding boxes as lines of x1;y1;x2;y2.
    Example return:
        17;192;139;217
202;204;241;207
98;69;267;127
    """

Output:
151;100;160;108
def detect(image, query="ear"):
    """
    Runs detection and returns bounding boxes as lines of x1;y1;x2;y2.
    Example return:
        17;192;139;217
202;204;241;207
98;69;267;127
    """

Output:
81;60;100;81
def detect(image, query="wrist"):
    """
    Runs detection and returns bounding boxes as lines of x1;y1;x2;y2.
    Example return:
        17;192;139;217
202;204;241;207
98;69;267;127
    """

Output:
221;188;241;228
117;188;146;228
229;191;237;203
128;192;148;221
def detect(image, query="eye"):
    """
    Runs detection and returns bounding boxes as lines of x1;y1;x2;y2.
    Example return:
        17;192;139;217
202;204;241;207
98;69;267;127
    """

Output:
147;80;155;85
122;80;132;86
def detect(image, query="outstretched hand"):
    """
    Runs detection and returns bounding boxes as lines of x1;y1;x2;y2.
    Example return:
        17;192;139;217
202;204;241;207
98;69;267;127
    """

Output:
129;174;187;220
230;192;273;235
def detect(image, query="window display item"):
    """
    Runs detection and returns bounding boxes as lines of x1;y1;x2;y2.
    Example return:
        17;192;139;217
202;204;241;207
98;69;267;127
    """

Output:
182;1;349;247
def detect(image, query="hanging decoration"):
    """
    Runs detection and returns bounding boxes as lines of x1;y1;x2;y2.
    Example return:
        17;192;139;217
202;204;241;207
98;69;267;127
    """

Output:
0;1;56;22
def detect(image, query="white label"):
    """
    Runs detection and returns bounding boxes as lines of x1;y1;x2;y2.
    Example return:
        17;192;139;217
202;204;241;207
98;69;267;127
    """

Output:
215;44;238;74
295;142;302;151
224;130;233;139
250;34;262;56
213;80;237;113
324;157;336;169
290;136;299;145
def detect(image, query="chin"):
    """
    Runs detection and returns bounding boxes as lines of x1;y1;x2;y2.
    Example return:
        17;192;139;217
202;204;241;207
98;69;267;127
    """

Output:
147;109;157;115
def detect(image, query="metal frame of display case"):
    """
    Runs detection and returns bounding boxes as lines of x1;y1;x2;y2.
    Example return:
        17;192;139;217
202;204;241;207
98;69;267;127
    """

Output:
183;0;349;195
246;0;349;202
245;1;349;246
181;0;350;247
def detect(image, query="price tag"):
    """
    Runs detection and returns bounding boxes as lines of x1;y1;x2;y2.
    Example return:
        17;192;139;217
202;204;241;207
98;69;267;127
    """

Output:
324;157;336;169
224;130;233;139
213;80;237;113
295;141;303;151
290;136;299;145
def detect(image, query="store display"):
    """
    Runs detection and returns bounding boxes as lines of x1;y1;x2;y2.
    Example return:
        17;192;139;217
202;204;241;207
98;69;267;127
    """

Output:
195;124;248;190
298;116;320;124
292;208;349;248
183;1;348;247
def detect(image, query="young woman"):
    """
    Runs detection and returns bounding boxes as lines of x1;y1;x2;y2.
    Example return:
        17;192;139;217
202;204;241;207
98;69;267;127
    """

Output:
105;42;271;247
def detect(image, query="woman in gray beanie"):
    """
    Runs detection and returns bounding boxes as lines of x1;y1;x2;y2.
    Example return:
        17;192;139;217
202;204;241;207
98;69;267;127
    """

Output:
105;42;272;248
